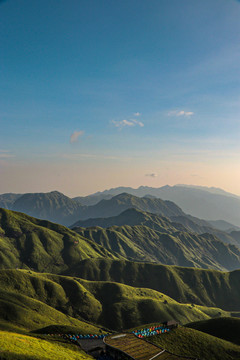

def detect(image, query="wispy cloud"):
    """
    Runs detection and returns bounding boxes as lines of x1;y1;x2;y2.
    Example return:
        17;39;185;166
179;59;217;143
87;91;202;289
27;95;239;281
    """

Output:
134;112;141;116
70;130;84;143
111;119;144;129
145;173;158;177
168;110;194;117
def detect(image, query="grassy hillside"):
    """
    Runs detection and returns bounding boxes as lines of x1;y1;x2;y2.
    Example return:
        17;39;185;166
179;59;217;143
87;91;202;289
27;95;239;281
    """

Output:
74;223;240;271
0;269;234;332
185;317;240;346
64;259;240;311
149;326;240;360
2;207;239;273
0;208;115;273
0;330;92;360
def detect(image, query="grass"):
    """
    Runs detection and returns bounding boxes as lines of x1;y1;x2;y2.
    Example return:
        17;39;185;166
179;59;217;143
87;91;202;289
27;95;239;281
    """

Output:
0;269;235;332
0;207;115;274
0;330;93;360
185;317;240;346
149;326;240;360
64;258;240;312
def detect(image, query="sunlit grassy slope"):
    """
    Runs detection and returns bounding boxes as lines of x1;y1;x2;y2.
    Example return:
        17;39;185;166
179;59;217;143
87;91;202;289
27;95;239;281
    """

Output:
0;330;93;360
1;207;240;273
149;326;240;360
0;208;115;273
0;269;235;332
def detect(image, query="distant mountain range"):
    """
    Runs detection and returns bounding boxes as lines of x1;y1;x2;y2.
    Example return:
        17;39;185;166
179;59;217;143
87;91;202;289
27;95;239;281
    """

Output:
1;207;240;272
74;185;240;226
2;185;240;227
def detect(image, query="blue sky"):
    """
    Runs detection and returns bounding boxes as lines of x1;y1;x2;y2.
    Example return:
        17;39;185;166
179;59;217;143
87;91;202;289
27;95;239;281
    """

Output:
1;0;240;196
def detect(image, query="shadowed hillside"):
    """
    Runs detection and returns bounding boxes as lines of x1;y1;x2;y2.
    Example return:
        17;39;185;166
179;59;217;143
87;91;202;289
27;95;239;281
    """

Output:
73;193;185;221
149;325;240;360
185;317;240;346
64;259;240;311
12;191;84;226
0;193;22;209
72;207;240;247
0;269;234;332
73;222;240;271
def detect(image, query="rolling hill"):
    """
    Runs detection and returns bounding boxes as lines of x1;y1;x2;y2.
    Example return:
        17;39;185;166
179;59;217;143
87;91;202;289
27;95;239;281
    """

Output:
149;325;240;360
72;207;240;247
0;269;235;332
185;317;240;346
73;223;240;270
1;207;240;273
64;258;240;312
0;207;114;273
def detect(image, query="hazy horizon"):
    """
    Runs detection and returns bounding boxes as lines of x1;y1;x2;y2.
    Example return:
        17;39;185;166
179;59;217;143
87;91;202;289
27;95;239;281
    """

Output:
0;183;240;199
1;0;240;197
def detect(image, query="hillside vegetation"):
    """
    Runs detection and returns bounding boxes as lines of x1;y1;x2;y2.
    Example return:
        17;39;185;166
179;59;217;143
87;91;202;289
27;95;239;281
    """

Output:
0;269;234;332
74;222;240;270
0;208;114;273
185;317;240;346
2;207;239;273
65;259;240;311
149;326;240;360
0;330;92;360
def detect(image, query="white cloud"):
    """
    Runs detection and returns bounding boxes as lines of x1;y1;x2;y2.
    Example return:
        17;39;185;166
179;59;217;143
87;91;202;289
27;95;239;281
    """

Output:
168;110;194;117
70;130;84;143
145;173;158;177
134;112;141;116
111;119;144;129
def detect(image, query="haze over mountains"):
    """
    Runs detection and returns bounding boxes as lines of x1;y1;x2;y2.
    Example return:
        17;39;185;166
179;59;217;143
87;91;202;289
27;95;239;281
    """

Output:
0;187;240;359
2;184;240;228
0;207;240;330
75;185;240;227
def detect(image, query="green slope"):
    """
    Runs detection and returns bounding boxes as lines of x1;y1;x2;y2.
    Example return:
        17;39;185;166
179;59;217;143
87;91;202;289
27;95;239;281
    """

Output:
185;317;240;346
0;269;234;332
149;326;240;360
64;259;240;311
0;330;92;360
0;208;115;273
74;223;240;271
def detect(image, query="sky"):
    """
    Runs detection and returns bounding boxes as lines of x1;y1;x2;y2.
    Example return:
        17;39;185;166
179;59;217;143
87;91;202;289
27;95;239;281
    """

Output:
1;0;240;197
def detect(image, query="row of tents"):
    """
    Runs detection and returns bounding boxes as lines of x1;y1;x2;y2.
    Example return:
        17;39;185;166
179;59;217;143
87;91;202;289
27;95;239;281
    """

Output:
132;325;171;338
